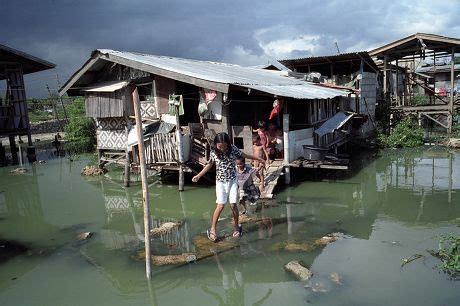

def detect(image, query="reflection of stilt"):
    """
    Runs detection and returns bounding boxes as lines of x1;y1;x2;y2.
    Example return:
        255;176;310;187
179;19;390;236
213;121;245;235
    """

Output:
146;279;159;306
416;189;425;223
125;187;145;242
448;152;453;204
286;188;292;235
178;191;191;252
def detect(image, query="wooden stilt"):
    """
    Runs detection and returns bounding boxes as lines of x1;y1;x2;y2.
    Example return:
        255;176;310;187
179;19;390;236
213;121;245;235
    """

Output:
0;142;6;166
132;86;152;279
97;149;103;168
448;47;455;135
124;125;130;187
175;103;184;191
9;135;18;165
283;111;290;185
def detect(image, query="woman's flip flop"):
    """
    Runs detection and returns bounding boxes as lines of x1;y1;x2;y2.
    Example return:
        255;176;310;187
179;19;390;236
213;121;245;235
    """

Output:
207;229;217;242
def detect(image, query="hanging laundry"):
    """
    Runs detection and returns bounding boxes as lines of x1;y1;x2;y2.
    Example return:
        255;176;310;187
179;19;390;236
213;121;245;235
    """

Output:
168;94;184;116
269;98;283;120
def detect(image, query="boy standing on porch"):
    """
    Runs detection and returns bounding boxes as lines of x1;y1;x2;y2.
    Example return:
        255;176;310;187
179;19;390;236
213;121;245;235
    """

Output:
192;132;265;242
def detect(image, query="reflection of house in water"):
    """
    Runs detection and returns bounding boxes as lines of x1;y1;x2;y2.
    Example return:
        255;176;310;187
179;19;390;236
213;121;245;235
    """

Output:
376;149;457;198
375;149;460;224
99;179;191;252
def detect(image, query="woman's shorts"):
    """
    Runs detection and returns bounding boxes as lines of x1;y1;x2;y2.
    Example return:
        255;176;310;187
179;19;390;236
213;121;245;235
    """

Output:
216;179;238;204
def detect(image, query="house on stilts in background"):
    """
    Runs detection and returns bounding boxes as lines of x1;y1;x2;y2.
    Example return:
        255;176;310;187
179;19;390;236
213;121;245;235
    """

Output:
0;44;55;165
368;33;460;135
279;51;379;142
59;49;375;196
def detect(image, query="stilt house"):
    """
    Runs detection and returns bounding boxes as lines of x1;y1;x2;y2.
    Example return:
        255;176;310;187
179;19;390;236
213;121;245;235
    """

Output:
59;50;365;194
0;44;55;164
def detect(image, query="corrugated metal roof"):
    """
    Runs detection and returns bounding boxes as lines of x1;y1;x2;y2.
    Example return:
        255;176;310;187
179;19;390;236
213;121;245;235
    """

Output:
279;51;379;73
416;64;460;74
315;111;354;136
96;49;348;99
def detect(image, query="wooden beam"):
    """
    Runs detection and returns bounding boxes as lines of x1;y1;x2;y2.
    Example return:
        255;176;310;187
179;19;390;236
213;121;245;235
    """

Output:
106;53;229;93
59;54;101;96
421;113;448;129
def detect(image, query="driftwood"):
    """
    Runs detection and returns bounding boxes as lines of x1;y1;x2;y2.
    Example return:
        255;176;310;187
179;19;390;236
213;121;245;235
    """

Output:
81;166;107;176
447;138;460;148
314;233;342;246
150;222;182;237
272;241;316;252
10;168;27;175
76;232;93;241
135;251;197;266
284;261;313;281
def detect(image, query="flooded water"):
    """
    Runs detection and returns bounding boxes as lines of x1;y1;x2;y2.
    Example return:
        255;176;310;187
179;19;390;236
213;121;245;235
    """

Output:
0;148;459;306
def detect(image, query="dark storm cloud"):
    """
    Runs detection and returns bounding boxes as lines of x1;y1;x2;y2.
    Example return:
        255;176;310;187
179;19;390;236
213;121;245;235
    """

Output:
1;0;459;97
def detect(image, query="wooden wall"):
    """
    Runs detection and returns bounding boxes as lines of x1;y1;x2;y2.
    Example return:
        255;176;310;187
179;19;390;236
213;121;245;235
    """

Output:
85;87;133;118
359;72;377;137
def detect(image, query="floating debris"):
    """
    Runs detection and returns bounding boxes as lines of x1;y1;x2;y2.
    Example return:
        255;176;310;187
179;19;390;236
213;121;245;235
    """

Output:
314;233;344;246
33;160;47;164
76;232;93;241
135;251;197;266
305;278;332;293
81;166;107;176
329;272;343;285
150;222;182;237
284;260;313;281
272;241;316;253
9;168;27;175
401;254;424;267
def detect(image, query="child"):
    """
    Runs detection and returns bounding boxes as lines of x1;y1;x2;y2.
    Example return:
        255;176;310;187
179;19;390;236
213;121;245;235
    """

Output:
192;132;265;242
236;157;262;215
252;135;266;192
256;120;274;159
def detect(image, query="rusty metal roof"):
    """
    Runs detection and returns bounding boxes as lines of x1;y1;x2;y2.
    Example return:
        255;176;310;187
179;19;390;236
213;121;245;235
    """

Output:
60;49;349;99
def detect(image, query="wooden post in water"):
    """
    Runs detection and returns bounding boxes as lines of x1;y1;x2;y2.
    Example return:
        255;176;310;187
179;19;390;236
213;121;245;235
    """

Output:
9;135;18;165
124;124;131;187
283;106;291;185
448;47;455;135
174;98;184;191
132;86;152;279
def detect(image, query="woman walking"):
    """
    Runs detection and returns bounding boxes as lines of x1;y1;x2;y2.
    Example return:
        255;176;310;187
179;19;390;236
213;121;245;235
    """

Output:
192;132;265;242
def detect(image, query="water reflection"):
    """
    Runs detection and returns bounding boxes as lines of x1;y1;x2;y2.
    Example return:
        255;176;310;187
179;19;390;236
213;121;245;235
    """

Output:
1;148;459;306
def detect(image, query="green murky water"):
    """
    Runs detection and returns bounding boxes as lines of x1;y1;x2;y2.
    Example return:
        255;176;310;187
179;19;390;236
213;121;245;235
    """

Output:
0;148;459;306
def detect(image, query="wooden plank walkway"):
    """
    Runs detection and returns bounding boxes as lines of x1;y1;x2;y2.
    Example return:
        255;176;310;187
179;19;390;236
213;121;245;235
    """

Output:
257;159;284;199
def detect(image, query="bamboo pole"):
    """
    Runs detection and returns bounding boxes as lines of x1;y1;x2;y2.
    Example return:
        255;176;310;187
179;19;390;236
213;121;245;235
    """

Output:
132;86;152;279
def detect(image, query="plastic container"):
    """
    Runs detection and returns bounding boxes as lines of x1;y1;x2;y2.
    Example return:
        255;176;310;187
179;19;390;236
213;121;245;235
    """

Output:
302;145;329;161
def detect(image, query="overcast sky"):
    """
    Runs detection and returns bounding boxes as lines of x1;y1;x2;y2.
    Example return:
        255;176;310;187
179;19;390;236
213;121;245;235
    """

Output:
1;0;459;98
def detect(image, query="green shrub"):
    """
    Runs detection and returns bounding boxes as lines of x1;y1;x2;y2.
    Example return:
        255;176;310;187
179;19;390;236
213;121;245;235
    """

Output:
378;117;424;148
64;97;95;152
411;94;429;106
438;234;460;278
